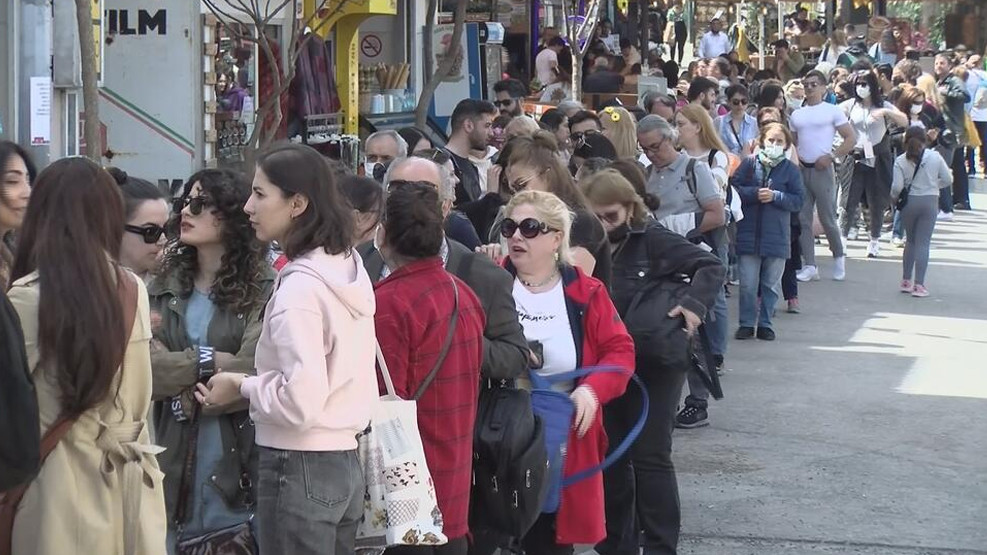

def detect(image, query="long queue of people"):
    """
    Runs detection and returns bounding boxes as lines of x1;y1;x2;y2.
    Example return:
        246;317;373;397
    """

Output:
0;46;978;555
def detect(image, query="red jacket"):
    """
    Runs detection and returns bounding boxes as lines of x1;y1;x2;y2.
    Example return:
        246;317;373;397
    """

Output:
373;257;486;539
505;262;636;545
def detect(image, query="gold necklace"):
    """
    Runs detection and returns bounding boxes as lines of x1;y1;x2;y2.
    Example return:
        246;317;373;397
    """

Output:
520;270;559;289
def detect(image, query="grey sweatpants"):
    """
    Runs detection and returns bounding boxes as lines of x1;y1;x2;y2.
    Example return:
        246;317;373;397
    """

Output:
901;195;938;285
799;164;845;265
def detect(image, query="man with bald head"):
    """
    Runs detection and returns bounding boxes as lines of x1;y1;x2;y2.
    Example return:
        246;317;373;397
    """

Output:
358;156;528;382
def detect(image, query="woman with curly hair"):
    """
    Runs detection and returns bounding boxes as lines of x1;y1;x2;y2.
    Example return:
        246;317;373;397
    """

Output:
148;168;274;553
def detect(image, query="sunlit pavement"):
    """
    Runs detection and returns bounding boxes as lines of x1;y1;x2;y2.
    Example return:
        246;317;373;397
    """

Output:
668;187;987;555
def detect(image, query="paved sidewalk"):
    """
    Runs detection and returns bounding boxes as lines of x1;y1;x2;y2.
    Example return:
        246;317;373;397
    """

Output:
671;191;987;555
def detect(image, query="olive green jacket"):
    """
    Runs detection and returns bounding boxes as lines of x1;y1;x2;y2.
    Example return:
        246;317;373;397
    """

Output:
147;267;274;525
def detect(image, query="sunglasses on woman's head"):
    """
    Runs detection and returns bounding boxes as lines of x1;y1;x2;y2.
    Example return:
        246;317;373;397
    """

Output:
499;217;559;239
174;196;214;216
125;224;166;244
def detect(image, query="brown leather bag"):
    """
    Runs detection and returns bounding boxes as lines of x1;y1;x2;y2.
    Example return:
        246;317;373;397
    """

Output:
0;270;139;555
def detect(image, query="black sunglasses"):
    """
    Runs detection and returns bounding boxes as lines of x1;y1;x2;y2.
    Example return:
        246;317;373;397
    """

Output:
174;196;215;216
125;224;166;244
499;217;559;239
493;99;515;108
570;129;600;146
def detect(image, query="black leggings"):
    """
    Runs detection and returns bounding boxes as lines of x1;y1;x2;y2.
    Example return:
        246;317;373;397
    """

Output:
522;514;574;555
674;21;687;63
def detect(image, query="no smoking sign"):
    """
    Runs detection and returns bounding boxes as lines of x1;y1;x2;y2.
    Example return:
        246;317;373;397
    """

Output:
361;34;383;58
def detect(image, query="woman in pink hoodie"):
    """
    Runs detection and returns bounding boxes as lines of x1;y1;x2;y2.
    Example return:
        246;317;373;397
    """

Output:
195;143;378;555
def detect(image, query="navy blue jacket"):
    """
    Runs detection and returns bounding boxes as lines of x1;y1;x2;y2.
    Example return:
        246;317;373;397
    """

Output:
731;156;804;259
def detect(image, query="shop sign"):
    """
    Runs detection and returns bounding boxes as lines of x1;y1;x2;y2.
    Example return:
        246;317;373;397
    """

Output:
105;9;167;35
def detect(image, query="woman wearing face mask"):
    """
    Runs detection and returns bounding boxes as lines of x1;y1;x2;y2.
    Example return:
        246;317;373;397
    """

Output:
500;189;634;554
108;167;169;281
149;168;273;553
338;175;384;247
195;144;377;555
730;123;804;341
889;86;944;245
0;140;36;288
784;80;805;111
580;170;723;555
891;127;953;298
839;69;908;258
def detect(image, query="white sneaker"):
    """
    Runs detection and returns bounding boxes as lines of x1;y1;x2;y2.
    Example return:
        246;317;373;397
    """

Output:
848;227;859;241
937;211;954;221
796;265;820;282
833;256;846;281
891;236;904;248
867;240;880;258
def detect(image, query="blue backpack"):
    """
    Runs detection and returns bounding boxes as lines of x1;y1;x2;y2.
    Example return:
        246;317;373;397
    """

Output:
528;366;649;513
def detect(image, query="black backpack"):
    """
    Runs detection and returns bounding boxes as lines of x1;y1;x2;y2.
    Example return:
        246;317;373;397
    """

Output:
0;289;40;492
469;379;549;539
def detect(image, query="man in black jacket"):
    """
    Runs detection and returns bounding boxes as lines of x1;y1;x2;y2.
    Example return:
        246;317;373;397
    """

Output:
935;54;973;212
361;156;529;382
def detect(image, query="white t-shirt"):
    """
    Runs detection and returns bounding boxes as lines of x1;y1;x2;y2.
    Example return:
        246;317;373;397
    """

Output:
690;149;730;195
699;31;731;59
535;48;559;86
513;279;577;393
789;101;850;163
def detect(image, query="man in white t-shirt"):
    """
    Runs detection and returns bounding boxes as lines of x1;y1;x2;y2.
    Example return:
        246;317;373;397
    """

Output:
698;18;731;59
788;70;857;282
535;37;566;86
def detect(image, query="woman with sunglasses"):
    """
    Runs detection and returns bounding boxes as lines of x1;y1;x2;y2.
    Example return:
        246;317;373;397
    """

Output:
505;131;612;288
839;69;908;258
194;144;377;555
109;167;169;280
148;168;274;553
500;189;635;554
580;169;724;555
717;84;759;156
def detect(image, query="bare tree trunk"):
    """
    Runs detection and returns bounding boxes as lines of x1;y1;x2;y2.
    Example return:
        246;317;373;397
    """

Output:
414;0;466;130
76;0;100;161
423;0;437;81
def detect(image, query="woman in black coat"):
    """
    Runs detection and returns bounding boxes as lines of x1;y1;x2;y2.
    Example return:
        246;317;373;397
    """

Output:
581;169;725;555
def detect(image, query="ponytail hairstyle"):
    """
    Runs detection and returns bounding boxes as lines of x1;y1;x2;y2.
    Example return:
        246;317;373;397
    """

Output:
507;130;590;210
10;158;129;418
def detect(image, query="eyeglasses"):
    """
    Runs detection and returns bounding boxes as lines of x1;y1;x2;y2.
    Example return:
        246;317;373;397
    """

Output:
174;196;215;216
493;99;515;108
730;98;749;106
386;179;440;192
639;137;666;154
594;210;624;225
125;224;166;244
508;168;549;193
499;217;559;239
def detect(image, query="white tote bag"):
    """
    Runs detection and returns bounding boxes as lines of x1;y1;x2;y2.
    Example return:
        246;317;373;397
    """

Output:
356;283;459;550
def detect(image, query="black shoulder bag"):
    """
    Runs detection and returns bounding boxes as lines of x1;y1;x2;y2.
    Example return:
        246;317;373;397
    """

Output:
895;159;922;212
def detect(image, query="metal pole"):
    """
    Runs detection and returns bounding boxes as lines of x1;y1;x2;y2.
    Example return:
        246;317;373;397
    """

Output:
759;3;765;69
777;0;783;44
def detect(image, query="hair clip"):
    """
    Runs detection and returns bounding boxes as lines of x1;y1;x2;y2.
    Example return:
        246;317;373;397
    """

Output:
602;106;621;122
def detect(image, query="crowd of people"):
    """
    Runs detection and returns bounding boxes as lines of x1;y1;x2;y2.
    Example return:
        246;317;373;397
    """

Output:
1;18;985;555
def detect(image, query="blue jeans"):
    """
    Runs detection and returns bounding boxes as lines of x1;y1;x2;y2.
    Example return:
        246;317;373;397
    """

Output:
738;255;786;330
892;208;904;240
255;447;364;555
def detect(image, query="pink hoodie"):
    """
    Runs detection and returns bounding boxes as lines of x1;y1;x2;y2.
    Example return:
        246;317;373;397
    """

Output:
241;247;378;451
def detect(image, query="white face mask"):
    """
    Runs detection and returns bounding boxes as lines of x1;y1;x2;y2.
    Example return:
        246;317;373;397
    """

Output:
855;86;872;100
364;162;379;178
764;144;786;159
910;104;923;115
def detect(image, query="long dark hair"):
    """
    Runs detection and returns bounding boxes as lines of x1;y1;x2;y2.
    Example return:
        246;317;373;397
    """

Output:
10;158;128;418
0;141;38;207
159;168;268;313
852;69;885;106
256;143;353;259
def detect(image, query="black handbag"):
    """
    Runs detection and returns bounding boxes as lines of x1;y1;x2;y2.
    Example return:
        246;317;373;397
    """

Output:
469;379;549;538
176;521;256;555
896;159;922;211
622;278;694;373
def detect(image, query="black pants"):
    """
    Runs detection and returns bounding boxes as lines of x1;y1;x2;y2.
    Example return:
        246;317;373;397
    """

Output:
596;365;687;555
388;537;469;555
674;21;687;63
952;146;971;206
783;222;801;301
842;156;892;240
966;121;987;174
521;514;574;555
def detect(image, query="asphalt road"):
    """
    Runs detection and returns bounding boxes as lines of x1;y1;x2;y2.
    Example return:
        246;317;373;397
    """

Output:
670;188;987;555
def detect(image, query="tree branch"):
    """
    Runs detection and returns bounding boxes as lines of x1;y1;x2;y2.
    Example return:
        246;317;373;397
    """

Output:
423;0;437;82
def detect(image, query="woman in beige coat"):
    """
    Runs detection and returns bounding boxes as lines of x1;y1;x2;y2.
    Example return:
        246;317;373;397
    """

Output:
6;157;166;555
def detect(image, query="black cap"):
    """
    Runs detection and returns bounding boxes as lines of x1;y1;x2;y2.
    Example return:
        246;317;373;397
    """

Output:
773;39;790;49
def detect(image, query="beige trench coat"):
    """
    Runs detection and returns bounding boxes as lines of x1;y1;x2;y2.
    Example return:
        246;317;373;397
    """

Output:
8;271;167;555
